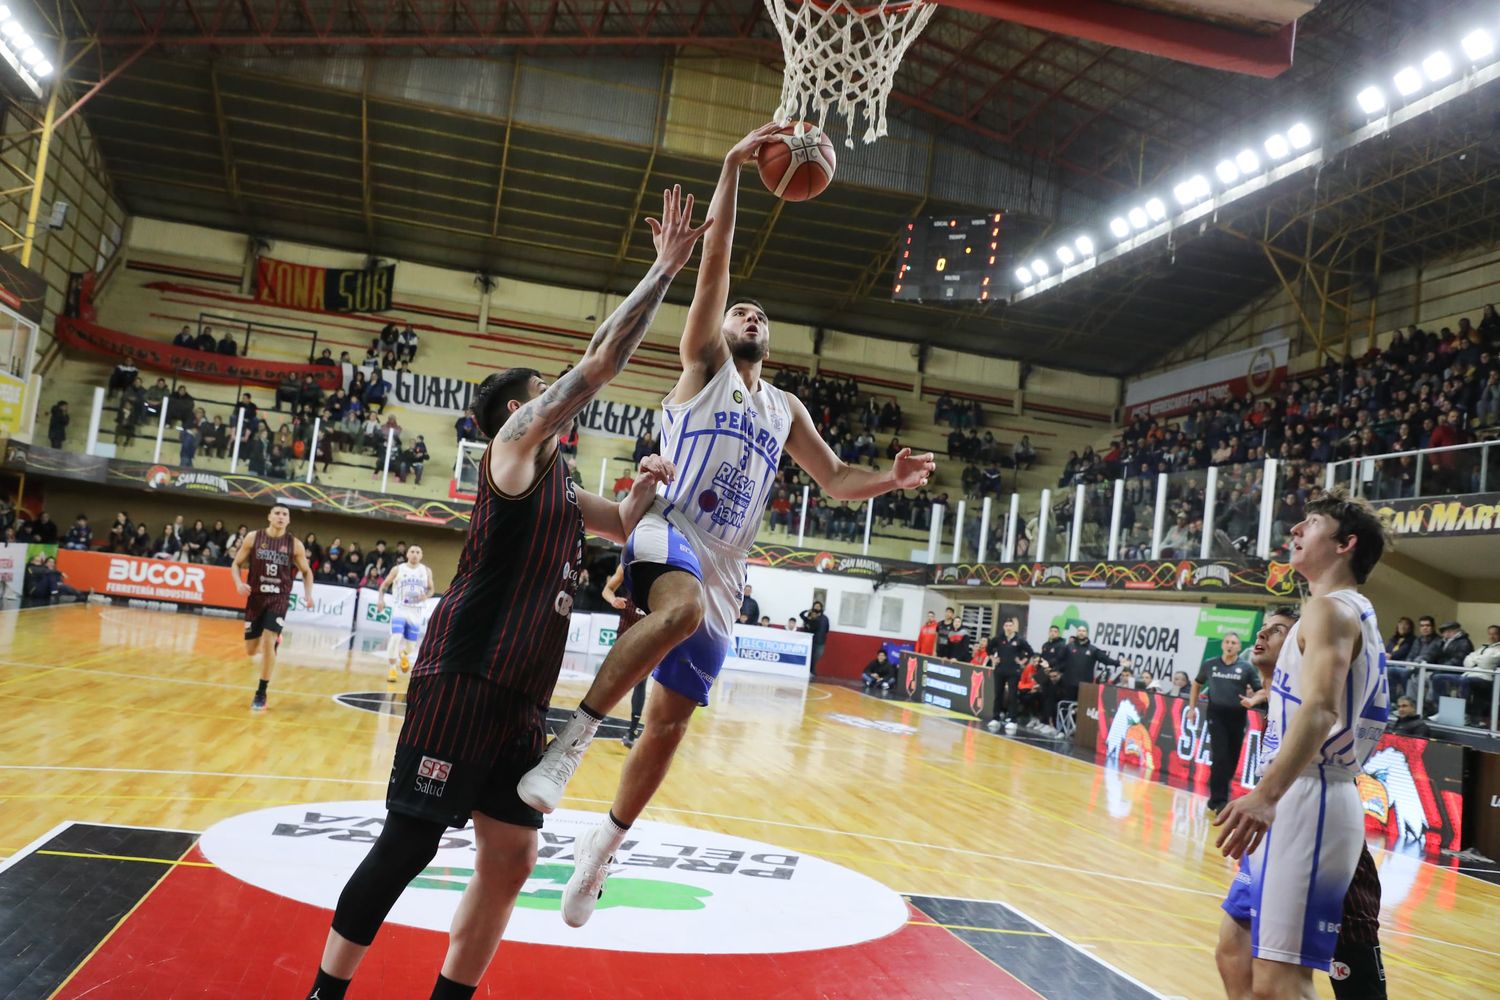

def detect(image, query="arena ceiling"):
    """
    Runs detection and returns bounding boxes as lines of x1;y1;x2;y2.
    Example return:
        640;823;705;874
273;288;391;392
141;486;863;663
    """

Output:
26;0;1500;375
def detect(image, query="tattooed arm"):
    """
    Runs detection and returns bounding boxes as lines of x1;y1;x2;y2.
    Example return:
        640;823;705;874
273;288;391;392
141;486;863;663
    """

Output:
489;185;712;494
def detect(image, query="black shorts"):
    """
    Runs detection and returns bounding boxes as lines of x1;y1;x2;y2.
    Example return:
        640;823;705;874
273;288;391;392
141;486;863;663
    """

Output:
243;599;288;640
387;671;547;830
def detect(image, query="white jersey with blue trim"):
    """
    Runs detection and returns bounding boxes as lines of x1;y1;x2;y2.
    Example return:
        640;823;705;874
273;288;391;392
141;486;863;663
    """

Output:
658;361;794;554
1261;589;1388;779
392;563;431;607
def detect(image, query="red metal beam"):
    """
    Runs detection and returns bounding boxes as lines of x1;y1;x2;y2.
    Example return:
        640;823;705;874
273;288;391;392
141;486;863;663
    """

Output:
932;0;1298;78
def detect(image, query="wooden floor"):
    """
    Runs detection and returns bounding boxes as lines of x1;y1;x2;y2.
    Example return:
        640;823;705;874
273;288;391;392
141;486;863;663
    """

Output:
2;603;1497;999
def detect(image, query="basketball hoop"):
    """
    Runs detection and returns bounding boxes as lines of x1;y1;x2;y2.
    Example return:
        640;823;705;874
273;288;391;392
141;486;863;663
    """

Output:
762;0;938;147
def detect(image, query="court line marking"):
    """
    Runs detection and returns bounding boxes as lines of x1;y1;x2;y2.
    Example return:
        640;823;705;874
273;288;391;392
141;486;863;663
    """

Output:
907;894;1169;999
913;921;1213;951
35;849;217;869
0;821;73;877
44;828;194;1000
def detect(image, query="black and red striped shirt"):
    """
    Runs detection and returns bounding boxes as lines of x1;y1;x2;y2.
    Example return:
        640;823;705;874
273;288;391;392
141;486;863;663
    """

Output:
413;444;582;705
1340;843;1382;946
247;529;295;602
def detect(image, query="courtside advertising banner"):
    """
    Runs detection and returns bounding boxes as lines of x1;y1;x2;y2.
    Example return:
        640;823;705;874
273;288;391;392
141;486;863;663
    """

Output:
355;588;439;631
1027;598;1261;681
55;549;246;607
286;583;357;628
0;542;28;597
906;653;994;719
724;624;812;679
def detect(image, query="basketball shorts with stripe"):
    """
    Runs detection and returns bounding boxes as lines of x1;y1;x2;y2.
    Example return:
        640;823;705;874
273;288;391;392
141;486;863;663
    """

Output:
243;594;289;640
391;602;430;642
387;671;546;830
1220;769;1363;971
623;511;739;707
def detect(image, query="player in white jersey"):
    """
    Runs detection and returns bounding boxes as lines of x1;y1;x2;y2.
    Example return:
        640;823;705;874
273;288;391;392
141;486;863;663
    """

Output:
1214;488;1389;999
517;123;935;927
376;545;434;683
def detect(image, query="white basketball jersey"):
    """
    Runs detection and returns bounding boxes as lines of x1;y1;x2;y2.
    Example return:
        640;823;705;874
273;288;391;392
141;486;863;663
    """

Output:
658;362;794;553
392;563;430;606
1262;589;1388;778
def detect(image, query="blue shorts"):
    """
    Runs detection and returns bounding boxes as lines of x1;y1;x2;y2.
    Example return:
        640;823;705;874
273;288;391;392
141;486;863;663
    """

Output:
624;512;735;707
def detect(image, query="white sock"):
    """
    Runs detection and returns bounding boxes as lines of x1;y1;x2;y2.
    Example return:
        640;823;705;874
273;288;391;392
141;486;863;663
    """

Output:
385;633;402;664
599;812;630;854
402;638;416;660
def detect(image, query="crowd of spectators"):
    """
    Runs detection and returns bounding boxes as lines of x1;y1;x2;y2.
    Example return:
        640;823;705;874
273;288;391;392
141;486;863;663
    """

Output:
1385;613;1500;729
171;324;240;357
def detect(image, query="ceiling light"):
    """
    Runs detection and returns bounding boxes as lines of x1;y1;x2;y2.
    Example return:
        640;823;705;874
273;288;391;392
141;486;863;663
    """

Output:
1127;206;1149;229
1173;181;1196;205
1461;28;1495;63
1215;159;1239;184
1286;122;1312;150
1392;66;1423;96
1144;197;1166;221
1264;133;1291;159
1109;217;1130;239
1235;149;1260;174
1030;258;1049;277
20;45;40;65
34;59;50;76
1074;235;1094;256
0;8;9;20
1421;51;1453;82
1188;175;1210;200
0;21;21;38
1355;86;1385;114
1014;266;1033;285
1056;245;1076;266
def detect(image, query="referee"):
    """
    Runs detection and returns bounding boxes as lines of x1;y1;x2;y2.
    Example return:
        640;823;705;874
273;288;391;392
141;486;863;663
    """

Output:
1186;631;1259;813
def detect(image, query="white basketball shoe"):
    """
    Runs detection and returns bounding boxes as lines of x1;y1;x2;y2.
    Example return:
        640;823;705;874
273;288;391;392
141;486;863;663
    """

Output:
562;822;621;928
517;710;599;813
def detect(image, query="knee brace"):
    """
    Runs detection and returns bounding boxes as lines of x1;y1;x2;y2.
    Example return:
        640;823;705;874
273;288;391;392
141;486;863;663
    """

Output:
330;811;447;946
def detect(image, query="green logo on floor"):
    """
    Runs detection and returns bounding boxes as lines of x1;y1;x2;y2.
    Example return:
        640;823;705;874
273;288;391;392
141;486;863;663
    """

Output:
413;863;711;911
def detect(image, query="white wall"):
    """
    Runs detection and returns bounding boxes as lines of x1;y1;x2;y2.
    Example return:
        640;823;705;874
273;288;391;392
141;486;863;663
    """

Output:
743;564;924;639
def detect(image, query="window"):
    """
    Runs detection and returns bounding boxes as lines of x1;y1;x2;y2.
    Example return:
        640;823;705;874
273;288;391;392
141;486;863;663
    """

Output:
879;595;904;632
839;592;870;628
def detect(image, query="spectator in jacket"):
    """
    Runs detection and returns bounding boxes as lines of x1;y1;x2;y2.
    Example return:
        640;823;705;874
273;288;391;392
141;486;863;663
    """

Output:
1388;697;1431;738
63;514;91;550
862;650;896;690
172;325;195;348
1409;616;1445;663
397;323;418;362
193;326;217;352
47;400;69;449
800;601;830;676
455;409;479;444
934;607;970;661
217;329;239;355
1386;616;1416;697
1428;621;1477;704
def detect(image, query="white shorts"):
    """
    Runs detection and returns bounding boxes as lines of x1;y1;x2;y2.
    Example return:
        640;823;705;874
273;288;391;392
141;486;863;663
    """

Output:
391;603;429;642
1221;768;1364;971
623;508;745;705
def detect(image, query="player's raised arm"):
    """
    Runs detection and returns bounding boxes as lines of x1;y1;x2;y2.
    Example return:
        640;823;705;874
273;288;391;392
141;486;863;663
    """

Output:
678;123;783;376
495;186;711;456
783;393;935;500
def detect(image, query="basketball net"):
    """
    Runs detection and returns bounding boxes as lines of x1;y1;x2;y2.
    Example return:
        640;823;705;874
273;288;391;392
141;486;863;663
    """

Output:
762;0;937;147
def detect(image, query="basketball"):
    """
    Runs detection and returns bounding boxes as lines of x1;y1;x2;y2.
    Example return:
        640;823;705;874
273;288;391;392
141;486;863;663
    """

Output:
756;122;837;202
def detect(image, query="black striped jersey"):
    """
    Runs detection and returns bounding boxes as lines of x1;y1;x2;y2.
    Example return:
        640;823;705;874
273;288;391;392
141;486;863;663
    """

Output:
412;443;583;704
247;530;295;601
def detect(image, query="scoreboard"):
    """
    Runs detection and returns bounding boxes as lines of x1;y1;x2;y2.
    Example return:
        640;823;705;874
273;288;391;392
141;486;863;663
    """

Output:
892;213;1004;304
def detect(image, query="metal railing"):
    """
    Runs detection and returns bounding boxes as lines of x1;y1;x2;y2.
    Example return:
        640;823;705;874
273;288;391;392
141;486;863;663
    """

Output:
1327;440;1498;501
1392;658;1499;734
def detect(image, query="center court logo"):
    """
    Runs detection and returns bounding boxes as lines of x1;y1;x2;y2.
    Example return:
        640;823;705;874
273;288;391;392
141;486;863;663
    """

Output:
198;801;906;954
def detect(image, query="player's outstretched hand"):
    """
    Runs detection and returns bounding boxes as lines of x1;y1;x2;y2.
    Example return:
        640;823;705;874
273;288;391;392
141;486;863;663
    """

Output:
646;184;714;277
1214;788;1275;859
889;447;936;490
726;122;785;166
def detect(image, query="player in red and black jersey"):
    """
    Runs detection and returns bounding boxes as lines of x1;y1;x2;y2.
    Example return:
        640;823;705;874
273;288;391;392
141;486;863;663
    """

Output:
231;503;314;712
304;185;707;1000
601;562;648;747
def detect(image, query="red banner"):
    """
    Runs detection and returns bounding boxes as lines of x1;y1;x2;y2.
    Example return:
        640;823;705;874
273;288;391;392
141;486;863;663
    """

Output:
255;256;395;313
54;316;340;390
56;549;248;608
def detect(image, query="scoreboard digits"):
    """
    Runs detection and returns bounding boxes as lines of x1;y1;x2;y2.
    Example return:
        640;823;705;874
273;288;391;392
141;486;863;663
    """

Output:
893;213;1003;304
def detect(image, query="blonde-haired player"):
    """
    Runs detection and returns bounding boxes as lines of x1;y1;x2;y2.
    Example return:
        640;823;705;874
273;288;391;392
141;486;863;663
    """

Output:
377;545;434;683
